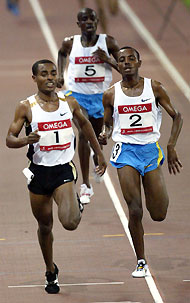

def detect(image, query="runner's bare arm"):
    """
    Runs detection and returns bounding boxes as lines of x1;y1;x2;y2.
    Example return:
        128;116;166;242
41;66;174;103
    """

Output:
152;80;183;174
6;100;40;148
98;86;114;145
92;35;120;72
57;36;73;88
68;97;107;175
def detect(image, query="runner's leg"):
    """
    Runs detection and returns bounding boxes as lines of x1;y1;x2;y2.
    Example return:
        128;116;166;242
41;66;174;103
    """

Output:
29;192;54;272
142;166;169;221
117;166;145;261
53;181;81;230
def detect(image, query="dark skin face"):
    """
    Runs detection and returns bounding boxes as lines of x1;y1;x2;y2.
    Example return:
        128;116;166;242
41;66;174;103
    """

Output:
32;63;58;98
77;9;99;42
117;48;142;81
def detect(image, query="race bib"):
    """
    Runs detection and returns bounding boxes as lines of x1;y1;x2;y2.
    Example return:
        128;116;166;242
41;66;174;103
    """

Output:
118;103;153;135
110;142;122;162
38;119;73;151
74;56;105;83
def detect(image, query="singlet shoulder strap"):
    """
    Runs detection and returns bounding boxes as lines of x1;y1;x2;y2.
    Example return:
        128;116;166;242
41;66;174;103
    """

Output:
143;78;154;97
73;35;81;45
59;97;66;102
27;95;38;108
114;81;121;94
144;77;151;87
98;33;106;42
58;91;70;101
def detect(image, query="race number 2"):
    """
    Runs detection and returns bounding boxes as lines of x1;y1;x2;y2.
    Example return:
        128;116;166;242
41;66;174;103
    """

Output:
118;103;153;135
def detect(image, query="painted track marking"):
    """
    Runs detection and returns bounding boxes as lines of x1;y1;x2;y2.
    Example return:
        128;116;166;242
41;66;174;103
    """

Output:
8;281;124;288
145;233;164;236
28;0;58;62
119;0;190;101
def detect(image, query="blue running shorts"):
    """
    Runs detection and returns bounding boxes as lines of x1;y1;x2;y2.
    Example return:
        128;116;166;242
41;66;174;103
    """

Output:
65;90;104;118
110;142;165;176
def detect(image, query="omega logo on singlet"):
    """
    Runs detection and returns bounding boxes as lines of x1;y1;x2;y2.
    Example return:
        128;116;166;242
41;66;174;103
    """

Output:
119;104;152;114
75;56;104;64
38;119;71;131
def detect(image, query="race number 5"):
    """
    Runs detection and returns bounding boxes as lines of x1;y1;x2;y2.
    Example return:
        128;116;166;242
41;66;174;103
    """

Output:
85;65;96;77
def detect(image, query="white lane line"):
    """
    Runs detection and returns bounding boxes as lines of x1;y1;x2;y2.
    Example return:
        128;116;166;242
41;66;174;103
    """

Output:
27;1;166;302
183;280;190;282
104;171;164;303
119;0;190;101
104;171;134;249
28;0;58;62
8;281;124;288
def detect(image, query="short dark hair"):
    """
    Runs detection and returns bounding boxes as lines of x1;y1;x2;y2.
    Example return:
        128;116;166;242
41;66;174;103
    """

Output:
77;7;97;21
119;46;140;61
32;59;55;76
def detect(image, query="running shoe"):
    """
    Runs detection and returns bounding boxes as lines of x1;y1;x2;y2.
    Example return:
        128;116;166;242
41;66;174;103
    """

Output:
80;184;94;204
132;259;148;278
45;263;60;294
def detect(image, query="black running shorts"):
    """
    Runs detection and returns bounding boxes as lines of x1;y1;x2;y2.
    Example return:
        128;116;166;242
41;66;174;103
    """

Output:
28;161;77;195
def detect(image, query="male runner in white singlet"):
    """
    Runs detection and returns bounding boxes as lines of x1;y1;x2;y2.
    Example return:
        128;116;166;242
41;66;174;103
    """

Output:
99;47;183;278
57;7;119;204
6;59;107;294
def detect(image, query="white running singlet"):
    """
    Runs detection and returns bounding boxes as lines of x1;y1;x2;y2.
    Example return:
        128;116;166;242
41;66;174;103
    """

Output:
26;92;75;166
112;78;162;145
67;34;112;94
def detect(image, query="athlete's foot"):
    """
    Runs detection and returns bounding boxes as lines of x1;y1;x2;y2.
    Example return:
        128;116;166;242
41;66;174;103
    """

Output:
80;184;94;204
132;259;148;278
45;263;60;294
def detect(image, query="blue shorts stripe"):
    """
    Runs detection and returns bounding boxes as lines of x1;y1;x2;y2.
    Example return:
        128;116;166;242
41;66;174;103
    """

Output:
156;142;164;167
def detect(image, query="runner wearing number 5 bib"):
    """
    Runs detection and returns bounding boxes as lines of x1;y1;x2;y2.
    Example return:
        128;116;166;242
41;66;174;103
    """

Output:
99;46;183;278
57;7;119;205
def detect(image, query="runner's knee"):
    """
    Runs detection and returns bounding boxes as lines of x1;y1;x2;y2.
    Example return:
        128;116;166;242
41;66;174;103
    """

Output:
59;214;81;231
150;211;167;222
38;221;53;235
148;198;169;221
128;199;143;221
